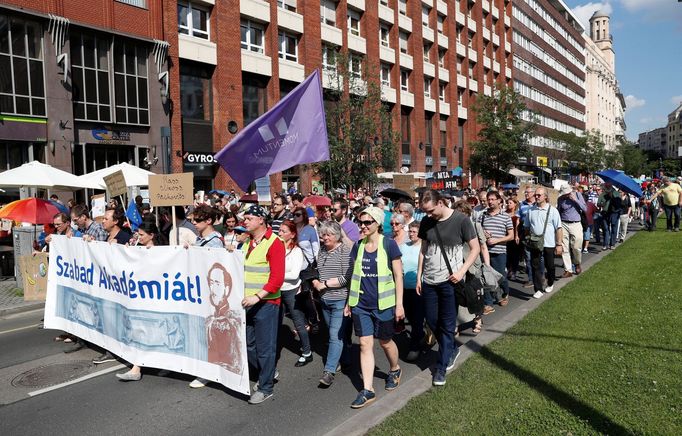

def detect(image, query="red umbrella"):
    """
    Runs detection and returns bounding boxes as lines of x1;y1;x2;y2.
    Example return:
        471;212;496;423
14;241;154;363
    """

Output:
0;198;61;224
303;195;332;207
239;193;258;204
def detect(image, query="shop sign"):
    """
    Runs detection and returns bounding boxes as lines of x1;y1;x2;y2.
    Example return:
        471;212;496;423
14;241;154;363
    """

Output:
91;125;131;143
183;152;217;165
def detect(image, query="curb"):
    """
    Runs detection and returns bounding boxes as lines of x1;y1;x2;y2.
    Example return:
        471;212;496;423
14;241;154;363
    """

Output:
0;302;45;317
325;228;639;436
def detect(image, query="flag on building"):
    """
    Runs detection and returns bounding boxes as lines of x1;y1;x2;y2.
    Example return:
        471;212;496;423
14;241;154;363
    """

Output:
126;199;142;231
215;69;329;191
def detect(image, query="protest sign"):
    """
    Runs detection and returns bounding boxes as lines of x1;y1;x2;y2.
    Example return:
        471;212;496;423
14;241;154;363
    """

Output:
18;252;49;301
393;174;415;195
255;177;271;204
148;173;194;207
44;236;250;395
90;194;106;219
104;170;128;198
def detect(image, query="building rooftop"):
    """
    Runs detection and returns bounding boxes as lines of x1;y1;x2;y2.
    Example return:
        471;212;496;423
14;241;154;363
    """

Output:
590;10;610;20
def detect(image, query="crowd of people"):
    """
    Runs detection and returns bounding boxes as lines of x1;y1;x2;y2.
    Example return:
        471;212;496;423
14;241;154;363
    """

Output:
36;175;682;406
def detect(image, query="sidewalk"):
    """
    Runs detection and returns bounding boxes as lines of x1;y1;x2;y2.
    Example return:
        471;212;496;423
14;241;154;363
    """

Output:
0;280;43;317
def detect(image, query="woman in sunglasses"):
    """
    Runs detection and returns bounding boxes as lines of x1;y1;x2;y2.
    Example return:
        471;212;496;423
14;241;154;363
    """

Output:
345;206;404;409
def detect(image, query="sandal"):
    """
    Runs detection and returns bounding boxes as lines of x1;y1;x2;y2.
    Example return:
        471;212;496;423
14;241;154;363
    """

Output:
472;317;482;334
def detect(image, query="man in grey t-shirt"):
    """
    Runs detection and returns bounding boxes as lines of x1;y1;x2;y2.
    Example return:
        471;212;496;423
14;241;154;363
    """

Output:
417;190;480;387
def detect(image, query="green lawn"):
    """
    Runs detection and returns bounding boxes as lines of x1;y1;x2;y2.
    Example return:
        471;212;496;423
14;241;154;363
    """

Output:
371;228;682;435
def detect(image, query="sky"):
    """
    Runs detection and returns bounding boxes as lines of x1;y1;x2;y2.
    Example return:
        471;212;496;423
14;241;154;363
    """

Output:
564;0;682;141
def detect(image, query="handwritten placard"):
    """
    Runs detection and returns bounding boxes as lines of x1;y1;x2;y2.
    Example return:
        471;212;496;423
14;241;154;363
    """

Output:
103;170;128;198
148;172;194;206
393;174;415;196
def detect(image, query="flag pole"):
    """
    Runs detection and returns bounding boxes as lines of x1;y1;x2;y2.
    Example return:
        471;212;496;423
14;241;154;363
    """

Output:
120;195;131;229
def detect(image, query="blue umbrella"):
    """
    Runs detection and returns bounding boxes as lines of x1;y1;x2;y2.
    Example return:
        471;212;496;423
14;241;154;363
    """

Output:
49;200;70;215
501;183;519;190
596;169;643;197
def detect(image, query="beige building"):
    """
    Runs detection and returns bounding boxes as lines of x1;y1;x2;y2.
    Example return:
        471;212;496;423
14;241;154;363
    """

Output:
667;103;682;159
584;10;626;150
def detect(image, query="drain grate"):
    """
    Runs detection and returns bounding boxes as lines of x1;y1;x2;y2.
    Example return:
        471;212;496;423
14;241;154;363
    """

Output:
12;361;93;388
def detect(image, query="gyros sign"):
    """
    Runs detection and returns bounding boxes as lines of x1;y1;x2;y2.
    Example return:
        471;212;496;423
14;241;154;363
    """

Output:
183;152;217;165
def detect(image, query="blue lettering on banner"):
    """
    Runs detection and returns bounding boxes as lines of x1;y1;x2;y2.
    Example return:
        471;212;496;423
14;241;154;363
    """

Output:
55;255;203;304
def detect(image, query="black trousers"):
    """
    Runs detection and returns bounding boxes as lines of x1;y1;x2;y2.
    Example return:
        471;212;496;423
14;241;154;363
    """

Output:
531;247;556;292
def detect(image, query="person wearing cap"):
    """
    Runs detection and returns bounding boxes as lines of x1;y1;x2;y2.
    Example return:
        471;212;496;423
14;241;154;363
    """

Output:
557;185;586;276
417;189;480;387
372;197;393;237
345;206;404;408
650;177;682;231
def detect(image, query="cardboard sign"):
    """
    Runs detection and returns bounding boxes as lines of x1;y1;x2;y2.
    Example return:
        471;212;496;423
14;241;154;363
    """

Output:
393;175;415;195
90;194;106;219
148;172;194;206
103;170;128;198
18;252;49;301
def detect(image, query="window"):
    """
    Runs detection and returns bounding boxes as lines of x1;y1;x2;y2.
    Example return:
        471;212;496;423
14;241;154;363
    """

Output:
422;6;430;26
457;57;464;74
116;0;147;7
399;31;409;54
425;115;433;157
400;69;409;91
349;54;362;78
320;0;336;26
380;63;391;87
322;44;338;71
243;75;267;126
424;78;432;98
180;62;211;121
438;48;446;68
423;43;431;63
468;62;475;80
399;0;407;16
0;15;46;117
380;24;391;47
71;33;110;121
439;117;447;158
401;109;411;150
240;20;264;53
380;0;388;5
468;31;475;49
178;2;209;40
278;32;298;62
277;0;296;12
437;14;444;33
347;9;361;36
457;87;464;105
439;82;446;102
113;40;149;125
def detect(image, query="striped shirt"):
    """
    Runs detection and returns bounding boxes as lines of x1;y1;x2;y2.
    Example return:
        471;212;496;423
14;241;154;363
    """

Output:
316;243;351;301
478;210;513;254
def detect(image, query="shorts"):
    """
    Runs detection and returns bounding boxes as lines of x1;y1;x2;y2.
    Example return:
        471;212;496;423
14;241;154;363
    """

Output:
352;306;395;340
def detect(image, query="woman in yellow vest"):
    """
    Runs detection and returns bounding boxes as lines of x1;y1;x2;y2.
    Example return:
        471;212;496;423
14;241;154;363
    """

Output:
345;206;404;409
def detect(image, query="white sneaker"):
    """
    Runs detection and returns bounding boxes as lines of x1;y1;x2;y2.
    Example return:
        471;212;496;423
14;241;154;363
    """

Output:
545;285;554;293
533;291;544;299
582;248;588;253
189;377;208;388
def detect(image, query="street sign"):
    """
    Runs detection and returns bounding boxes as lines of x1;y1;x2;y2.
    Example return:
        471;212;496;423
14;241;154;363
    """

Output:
148;172;194;206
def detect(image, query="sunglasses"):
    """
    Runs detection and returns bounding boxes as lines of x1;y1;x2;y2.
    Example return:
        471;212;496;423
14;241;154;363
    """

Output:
330;208;337;212
192;218;205;223
390;222;402;226
358;220;375;227
293;213;304;217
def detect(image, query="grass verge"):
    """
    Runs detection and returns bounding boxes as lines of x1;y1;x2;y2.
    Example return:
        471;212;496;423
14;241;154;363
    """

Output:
370;228;682;435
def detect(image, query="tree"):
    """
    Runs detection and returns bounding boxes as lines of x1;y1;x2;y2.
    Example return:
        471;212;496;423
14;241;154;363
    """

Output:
469;86;536;183
616;140;648;176
549;130;606;175
314;52;399;191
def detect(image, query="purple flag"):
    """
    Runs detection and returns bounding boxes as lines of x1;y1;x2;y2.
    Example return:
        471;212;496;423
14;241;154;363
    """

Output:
215;70;329;191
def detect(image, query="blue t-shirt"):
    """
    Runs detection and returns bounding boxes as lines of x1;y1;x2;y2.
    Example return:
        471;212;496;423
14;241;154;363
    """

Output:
350;238;402;310
399;241;421;289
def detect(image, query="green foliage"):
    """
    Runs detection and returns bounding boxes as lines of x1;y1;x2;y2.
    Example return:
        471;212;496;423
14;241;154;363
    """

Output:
371;226;682;435
617;140;648;176
469;86;536;182
315;53;399;190
549;130;606;175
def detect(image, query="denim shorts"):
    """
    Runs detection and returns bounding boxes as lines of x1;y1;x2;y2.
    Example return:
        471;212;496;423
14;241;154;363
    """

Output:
351;306;395;340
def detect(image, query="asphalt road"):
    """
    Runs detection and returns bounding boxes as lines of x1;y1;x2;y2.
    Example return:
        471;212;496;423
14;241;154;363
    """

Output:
0;243;611;436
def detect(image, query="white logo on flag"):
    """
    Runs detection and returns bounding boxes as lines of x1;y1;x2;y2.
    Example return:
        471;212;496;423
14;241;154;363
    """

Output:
258;117;289;142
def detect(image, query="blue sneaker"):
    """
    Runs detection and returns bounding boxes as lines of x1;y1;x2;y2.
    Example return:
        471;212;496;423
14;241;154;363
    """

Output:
446;348;461;372
432;371;446;386
385;368;402;391
350;389;376;409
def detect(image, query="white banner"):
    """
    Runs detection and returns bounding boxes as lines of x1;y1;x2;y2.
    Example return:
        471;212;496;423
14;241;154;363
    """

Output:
44;236;250;395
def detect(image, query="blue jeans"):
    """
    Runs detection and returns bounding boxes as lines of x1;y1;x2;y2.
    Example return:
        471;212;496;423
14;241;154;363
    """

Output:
602;212;619;247
280;288;311;355
246;302;279;394
593;212;603;243
422;281;458;374
320;298;352;373
663;204;681;230
485;253;508;305
403;288;425;351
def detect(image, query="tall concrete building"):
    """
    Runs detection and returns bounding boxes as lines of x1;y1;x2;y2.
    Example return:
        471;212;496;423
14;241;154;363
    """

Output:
511;0;586;179
0;0;169;202
667;102;682;159
637;127;667;157
584;10;625;150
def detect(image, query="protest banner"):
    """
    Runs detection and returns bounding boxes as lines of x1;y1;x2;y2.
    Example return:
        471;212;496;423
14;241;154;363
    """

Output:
18;252;49;301
148;173;194;207
104;170;128;198
44;236;250;395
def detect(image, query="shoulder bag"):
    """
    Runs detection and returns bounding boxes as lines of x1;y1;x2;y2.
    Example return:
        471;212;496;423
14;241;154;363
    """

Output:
524;206;551;252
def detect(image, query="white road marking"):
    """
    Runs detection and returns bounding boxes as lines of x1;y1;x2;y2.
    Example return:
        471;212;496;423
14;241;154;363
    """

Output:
27;364;126;397
0;323;41;335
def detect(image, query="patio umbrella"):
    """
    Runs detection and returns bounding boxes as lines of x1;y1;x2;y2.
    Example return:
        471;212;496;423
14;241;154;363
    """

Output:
501;183;519;190
80;163;155;189
379;188;412;201
0;198;61;224
596;169;643;198
303;195;332;207
48;200;70;215
0;161;96;190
